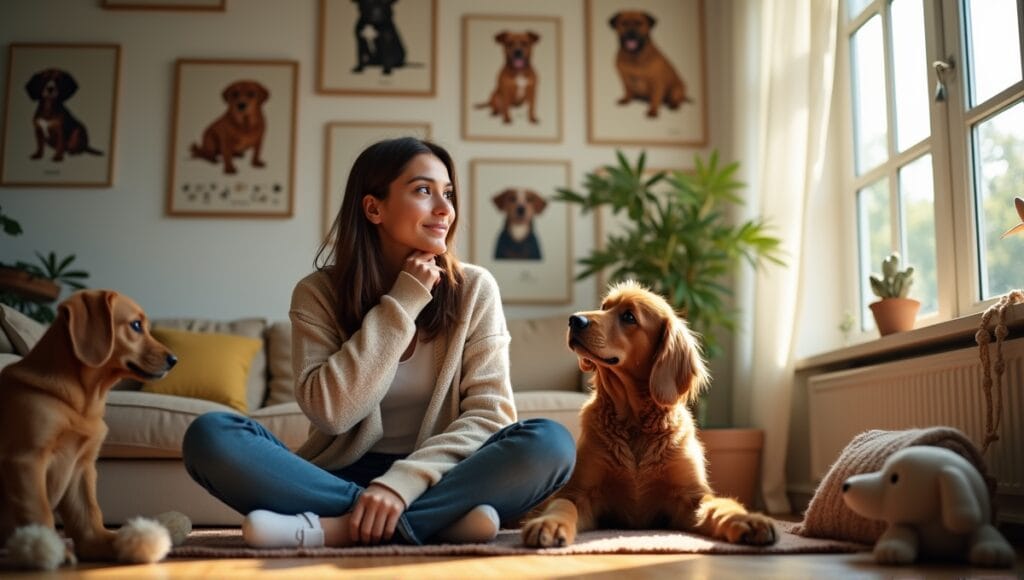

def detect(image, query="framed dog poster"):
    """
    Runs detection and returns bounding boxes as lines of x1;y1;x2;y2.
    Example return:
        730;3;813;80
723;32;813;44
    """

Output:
101;0;225;10
462;15;563;143
318;0;436;97
470;158;572;304
585;0;708;146
322;121;431;236
167;59;298;218
0;43;120;187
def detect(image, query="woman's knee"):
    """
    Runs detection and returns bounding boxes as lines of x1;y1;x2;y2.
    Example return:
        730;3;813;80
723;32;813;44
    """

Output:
182;411;245;468
514;418;577;473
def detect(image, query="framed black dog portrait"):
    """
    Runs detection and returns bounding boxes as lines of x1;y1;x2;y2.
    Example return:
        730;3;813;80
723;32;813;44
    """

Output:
318;0;436;97
0;43;121;187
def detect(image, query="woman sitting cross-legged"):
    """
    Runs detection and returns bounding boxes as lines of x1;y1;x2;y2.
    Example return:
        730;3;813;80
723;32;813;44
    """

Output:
182;137;576;547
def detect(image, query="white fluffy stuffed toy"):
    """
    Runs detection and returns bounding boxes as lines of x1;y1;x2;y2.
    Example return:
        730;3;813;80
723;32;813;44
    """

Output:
842;446;1014;567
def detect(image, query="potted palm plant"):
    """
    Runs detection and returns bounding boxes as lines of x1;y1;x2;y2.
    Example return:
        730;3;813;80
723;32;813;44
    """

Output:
556;150;785;507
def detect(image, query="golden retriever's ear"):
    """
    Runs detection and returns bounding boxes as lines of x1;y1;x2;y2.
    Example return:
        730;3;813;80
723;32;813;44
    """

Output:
62;290;117;368
650;317;709;407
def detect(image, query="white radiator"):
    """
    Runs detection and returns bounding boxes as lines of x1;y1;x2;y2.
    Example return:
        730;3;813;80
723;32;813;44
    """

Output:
808;338;1024;522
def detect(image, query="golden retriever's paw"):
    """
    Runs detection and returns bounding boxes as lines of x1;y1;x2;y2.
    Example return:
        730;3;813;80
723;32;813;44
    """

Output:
722;512;777;545
521;515;576;548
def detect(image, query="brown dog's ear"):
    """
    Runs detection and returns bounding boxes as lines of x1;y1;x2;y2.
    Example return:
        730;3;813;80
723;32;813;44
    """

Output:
608;12;621;29
25;71;46;100
492;189;514;210
526;190;548;214
527;31;540;44
649;317;709;407
255;82;270;102
495;31;509;44
57;71;79;100
62;290;117;368
645;12;657;28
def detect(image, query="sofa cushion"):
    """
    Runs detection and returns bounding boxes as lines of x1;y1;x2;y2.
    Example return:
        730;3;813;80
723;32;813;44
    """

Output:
141;328;261;412
507;314;582;392
151;317;268;410
101;391;241;458
265;321;294;406
0;303;47;355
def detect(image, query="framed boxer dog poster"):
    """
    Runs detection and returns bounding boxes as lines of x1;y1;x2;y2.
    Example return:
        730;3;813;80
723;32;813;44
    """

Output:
585;0;708;146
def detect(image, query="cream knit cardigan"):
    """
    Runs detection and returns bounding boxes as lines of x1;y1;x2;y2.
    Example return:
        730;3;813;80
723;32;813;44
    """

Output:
289;264;517;507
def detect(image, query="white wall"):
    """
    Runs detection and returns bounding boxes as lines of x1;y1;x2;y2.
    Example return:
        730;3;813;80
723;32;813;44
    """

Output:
1;0;741;421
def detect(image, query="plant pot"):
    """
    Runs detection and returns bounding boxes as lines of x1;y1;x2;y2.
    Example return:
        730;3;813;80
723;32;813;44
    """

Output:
700;428;764;508
869;297;920;336
0;266;60;303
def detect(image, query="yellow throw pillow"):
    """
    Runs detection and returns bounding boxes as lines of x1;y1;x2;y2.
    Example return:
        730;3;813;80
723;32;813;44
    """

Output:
142;327;262;413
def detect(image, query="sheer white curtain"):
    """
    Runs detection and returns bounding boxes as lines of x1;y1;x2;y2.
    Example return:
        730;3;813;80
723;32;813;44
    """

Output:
731;0;839;513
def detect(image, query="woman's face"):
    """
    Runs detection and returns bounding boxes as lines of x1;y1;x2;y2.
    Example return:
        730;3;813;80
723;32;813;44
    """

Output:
367;153;455;258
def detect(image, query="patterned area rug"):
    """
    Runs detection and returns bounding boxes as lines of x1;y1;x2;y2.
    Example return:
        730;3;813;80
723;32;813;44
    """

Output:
170;521;868;558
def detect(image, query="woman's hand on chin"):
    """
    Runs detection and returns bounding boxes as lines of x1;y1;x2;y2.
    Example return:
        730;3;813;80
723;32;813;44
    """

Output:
403;251;441;288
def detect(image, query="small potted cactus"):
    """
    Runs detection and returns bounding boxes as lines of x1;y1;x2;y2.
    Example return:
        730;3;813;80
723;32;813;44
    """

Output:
868;252;920;335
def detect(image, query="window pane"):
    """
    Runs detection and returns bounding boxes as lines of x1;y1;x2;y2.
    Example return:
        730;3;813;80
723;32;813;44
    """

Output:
858;178;892;329
852;15;889;174
975;101;1024;299
899;154;937;314
847;0;871;20
891;0;930;151
966;0;1022;106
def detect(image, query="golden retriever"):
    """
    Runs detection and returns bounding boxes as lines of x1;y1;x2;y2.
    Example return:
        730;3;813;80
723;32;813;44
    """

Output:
190;79;269;175
0;290;177;564
521;281;777;547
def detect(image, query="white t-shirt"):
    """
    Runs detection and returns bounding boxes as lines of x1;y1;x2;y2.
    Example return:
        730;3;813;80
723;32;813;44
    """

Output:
370;338;435;454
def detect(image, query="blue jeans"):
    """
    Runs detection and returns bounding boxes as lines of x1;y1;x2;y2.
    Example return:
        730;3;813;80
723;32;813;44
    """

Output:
182;413;575;545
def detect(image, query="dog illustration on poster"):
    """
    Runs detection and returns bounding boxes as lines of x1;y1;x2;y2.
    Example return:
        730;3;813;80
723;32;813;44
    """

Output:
190;80;269;175
609;10;691;118
493;188;547;260
351;0;407;75
25;69;103;161
476;30;541;124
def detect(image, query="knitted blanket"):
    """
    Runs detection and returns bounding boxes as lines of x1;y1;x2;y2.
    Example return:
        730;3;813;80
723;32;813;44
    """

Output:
792;427;996;544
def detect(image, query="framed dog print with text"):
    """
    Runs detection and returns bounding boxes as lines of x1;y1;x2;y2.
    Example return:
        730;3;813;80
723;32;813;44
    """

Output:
462;15;563;143
322;121;431;236
0;43;120;187
318;0;436;97
470;159;572;304
585;0;707;146
167;59;297;218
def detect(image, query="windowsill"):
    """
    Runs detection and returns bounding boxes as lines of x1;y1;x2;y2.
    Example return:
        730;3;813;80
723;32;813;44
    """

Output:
796;302;1024;373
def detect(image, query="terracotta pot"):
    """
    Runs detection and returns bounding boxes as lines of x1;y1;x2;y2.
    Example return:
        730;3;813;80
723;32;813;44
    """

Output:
869;297;920;336
0;266;60;303
701;428;764;508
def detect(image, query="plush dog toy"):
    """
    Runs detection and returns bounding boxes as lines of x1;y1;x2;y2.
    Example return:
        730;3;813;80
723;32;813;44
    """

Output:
841;446;1014;567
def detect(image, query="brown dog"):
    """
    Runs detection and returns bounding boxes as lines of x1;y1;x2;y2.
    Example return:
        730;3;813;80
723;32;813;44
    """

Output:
493;188;547;260
476;31;540;124
521;281;776;547
609;11;690;118
0;290;177;564
25;69;103;161
190;80;269;174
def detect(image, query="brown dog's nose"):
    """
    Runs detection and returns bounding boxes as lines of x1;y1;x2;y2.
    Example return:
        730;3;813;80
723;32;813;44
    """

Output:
568;315;590;332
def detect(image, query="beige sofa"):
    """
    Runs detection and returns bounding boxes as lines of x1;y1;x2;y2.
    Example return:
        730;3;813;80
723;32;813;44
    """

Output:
0;305;589;525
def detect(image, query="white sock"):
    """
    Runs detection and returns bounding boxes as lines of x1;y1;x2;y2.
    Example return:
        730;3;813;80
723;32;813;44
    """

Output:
434;505;500;544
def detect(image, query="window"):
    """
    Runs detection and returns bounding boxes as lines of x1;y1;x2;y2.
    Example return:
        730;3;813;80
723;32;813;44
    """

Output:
844;0;1024;332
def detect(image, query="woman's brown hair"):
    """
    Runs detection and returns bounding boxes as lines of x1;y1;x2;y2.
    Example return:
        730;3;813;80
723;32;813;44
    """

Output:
314;137;464;341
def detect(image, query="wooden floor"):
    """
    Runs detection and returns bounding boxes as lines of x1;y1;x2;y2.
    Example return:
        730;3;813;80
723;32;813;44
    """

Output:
2;550;1022;579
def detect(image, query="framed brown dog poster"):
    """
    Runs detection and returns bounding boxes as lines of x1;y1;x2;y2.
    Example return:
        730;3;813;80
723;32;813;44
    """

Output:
322;121;431;236
0;43;120;187
462;15;563;143
318;0;436;97
167;59;298;218
585;0;708;146
470;159;572;304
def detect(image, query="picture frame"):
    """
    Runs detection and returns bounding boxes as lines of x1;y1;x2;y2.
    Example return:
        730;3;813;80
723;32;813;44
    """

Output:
318;0;436;97
0;43;121;187
470;158;572;304
461;14;563;143
101;0;225;10
322;121;431;236
585;0;708;146
166;59;298;218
